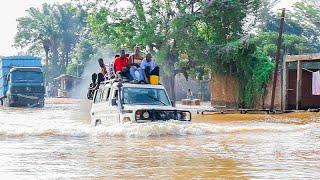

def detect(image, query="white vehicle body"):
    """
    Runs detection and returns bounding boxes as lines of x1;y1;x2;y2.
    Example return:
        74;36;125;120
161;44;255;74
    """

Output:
90;80;191;126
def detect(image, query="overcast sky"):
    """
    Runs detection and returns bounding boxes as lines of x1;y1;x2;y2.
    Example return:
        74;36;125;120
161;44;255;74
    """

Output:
0;0;298;56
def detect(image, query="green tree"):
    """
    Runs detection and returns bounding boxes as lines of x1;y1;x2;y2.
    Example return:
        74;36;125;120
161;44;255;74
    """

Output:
53;4;87;71
15;3;88;81
291;0;320;50
15;4;61;79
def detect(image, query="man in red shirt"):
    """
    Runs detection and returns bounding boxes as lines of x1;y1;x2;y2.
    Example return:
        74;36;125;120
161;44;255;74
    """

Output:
114;49;130;78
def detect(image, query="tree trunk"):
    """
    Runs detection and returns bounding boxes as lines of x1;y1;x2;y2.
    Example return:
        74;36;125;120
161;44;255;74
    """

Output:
44;47;49;66
65;51;69;69
51;42;60;78
162;74;176;103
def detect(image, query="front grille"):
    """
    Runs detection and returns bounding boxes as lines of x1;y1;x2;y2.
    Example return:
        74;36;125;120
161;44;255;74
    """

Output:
11;86;45;93
135;110;191;122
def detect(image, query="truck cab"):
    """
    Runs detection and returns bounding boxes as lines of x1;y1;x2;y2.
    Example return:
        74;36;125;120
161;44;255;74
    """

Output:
0;56;45;107
5;67;45;107
90;79;191;126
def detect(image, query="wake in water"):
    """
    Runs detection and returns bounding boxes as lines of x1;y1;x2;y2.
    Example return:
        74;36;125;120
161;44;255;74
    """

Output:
0;120;316;138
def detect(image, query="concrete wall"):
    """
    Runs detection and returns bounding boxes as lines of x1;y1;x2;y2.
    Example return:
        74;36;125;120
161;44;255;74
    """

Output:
210;72;282;109
210;73;240;107
175;74;211;101
263;70;281;109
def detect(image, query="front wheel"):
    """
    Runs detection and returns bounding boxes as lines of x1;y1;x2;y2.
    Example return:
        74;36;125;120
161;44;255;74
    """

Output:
5;97;14;107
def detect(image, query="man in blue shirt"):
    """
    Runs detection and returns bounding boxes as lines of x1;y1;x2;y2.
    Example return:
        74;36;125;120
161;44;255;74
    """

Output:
140;53;159;83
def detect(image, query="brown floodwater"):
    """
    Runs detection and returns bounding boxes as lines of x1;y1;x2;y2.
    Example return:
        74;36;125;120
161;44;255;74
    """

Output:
0;99;319;179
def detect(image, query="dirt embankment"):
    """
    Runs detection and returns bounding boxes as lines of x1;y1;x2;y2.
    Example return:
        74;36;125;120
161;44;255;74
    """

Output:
193;112;320;124
45;97;84;104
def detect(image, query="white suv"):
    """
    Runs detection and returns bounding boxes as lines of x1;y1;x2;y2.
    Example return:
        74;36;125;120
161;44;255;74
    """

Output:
90;80;191;126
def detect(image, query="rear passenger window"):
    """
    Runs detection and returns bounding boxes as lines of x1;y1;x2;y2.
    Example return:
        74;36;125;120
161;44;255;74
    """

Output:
101;88;111;102
114;90;118;99
94;89;102;104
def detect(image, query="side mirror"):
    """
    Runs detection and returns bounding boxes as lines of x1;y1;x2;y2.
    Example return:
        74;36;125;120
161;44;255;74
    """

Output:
111;98;117;106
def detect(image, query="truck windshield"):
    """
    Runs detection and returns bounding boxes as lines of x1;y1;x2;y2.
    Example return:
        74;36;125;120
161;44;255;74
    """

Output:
122;87;171;106
12;71;43;83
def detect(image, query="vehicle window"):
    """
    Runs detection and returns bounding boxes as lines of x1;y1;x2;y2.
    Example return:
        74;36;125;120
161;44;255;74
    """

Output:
94;89;102;104
101;88;111;102
114;90;118;99
122;87;170;106
12;71;43;83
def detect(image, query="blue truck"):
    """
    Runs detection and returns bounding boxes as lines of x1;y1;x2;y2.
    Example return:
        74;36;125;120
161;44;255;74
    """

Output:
0;56;45;107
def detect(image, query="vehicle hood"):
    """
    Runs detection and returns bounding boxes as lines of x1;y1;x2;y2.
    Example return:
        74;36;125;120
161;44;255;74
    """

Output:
123;104;176;111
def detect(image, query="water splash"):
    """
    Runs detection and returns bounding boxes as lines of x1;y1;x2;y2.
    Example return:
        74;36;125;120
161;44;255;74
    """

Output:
0;120;314;138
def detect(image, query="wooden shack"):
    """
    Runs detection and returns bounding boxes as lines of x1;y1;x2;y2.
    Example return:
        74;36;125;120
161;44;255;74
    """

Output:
54;74;83;98
282;53;320;110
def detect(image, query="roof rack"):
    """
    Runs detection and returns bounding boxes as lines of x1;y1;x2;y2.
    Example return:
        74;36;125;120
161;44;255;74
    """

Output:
100;75;130;86
99;75;161;86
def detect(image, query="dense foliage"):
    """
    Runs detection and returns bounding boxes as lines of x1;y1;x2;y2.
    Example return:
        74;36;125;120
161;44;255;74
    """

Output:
14;3;94;81
14;0;320;107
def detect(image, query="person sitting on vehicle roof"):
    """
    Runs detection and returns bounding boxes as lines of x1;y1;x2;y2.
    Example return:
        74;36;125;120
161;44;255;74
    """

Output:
114;49;130;79
107;55;119;79
140;53;159;83
128;46;144;83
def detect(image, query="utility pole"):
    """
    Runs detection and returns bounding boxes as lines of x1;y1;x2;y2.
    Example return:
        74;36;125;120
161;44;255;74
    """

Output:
270;8;286;111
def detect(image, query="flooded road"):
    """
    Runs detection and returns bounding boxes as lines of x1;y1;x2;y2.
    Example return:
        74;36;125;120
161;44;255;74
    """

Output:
0;100;319;179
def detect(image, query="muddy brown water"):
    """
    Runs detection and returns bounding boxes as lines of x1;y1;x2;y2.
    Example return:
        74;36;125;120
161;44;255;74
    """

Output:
0;99;319;179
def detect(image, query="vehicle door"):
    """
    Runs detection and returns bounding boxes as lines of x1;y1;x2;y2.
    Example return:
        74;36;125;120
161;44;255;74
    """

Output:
100;85;118;125
91;88;103;125
107;87;120;124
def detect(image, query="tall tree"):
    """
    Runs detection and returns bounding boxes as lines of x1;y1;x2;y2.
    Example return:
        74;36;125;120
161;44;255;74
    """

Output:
291;0;320;50
15;3;87;81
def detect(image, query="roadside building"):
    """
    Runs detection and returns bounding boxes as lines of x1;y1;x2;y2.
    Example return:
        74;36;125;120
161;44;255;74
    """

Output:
282;53;320;110
210;53;320;110
54;74;83;98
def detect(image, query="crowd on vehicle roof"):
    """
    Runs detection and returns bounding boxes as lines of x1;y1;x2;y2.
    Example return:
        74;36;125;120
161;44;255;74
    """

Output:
87;46;160;100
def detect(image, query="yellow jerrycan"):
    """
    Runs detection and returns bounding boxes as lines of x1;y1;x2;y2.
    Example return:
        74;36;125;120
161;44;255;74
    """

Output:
149;75;159;85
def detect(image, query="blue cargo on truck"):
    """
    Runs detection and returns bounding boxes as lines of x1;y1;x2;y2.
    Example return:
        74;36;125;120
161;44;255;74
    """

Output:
0;56;45;107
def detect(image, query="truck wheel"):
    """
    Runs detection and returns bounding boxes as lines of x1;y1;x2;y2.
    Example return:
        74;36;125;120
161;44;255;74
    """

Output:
38;101;45;108
5;98;13;107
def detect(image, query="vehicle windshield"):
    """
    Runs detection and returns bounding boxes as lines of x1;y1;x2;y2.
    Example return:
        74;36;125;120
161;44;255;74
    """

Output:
122;87;171;106
12;71;43;83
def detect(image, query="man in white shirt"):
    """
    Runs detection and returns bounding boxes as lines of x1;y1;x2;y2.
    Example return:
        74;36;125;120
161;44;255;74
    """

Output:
140;53;159;83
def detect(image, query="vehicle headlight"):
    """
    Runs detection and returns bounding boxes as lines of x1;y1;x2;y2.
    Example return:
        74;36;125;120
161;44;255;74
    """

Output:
135;110;141;119
142;111;150;119
178;111;191;121
123;117;131;123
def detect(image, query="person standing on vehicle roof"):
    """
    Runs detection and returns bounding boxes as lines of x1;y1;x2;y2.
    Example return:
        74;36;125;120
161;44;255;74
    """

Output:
129;46;144;83
114;49;129;78
98;58;108;80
